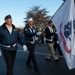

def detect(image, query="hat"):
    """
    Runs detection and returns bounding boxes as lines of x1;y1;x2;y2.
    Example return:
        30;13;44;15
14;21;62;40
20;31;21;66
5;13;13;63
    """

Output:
4;15;12;20
27;18;34;22
48;20;52;24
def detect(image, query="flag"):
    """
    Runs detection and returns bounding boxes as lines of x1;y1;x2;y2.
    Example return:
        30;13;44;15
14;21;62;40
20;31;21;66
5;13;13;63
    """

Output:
52;0;75;69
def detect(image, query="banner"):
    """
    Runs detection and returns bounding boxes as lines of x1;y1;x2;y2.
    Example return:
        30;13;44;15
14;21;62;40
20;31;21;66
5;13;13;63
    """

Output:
52;0;75;69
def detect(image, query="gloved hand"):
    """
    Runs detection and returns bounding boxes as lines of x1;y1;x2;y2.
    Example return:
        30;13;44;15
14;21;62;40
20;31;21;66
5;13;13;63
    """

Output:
57;41;59;44
37;32;42;36
55;32;57;34
23;45;27;51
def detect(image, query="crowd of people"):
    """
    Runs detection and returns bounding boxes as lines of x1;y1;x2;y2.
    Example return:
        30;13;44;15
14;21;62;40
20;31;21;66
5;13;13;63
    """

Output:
0;14;63;75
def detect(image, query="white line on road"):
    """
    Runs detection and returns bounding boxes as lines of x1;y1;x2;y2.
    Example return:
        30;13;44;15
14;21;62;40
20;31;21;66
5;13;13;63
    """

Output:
0;51;1;56
18;50;64;58
0;50;64;58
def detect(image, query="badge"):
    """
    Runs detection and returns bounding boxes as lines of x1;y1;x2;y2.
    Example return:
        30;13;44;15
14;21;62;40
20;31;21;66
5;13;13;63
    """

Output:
14;27;18;31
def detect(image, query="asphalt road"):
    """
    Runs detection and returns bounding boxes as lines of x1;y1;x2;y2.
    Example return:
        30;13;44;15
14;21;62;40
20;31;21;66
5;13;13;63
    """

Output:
0;45;75;75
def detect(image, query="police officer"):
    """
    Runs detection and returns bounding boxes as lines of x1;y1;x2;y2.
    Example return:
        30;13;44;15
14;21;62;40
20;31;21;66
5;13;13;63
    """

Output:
0;15;27;75
45;20;59;62
24;18;41;71
52;25;63;56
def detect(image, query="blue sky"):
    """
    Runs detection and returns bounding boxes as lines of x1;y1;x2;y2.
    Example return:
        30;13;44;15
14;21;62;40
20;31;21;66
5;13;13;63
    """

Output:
0;0;63;28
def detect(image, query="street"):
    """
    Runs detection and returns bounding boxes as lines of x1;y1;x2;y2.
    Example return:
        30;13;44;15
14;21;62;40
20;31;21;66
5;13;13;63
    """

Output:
0;44;75;75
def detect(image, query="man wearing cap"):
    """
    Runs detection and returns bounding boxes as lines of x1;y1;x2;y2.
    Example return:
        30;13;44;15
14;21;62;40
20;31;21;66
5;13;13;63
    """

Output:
45;20;59;63
0;15;27;75
24;18;41;71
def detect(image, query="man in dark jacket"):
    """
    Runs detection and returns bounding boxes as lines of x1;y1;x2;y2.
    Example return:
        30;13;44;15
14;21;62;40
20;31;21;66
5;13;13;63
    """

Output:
52;25;63;56
24;18;41;72
45;20;59;63
0;15;27;75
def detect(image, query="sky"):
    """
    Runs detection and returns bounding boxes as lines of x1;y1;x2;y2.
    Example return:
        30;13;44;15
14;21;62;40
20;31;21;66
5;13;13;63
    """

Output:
0;0;63;28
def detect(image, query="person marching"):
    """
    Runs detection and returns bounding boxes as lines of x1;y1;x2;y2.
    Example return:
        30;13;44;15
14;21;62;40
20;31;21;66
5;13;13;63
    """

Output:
45;20;59;63
0;15;27;75
52;25;63;56
24;18;41;72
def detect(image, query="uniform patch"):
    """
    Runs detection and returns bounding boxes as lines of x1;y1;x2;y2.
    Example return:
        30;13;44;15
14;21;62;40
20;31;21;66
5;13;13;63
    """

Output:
14;27;18;31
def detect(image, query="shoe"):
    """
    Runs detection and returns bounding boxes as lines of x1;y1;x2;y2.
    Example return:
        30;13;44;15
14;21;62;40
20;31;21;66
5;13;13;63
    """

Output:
45;58;51;61
26;61;32;67
34;66;40;72
7;72;14;75
60;53;63;56
55;59;60;63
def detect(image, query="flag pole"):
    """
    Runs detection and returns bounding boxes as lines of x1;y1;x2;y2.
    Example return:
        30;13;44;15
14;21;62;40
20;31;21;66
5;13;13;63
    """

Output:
41;1;65;32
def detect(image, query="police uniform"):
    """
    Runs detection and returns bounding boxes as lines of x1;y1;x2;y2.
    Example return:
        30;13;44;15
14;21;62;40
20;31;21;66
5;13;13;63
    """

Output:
24;24;39;71
1;15;25;75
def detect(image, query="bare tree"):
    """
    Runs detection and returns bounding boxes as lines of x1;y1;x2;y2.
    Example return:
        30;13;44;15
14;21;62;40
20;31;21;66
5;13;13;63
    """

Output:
24;6;51;31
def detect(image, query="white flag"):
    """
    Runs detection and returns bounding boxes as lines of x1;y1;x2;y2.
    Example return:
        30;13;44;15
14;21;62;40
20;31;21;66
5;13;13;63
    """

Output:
52;0;75;69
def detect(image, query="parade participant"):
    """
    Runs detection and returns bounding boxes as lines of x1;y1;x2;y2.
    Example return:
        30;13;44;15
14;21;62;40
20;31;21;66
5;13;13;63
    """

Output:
52;25;63;56
24;18;41;71
45;20;59;63
0;15;27;75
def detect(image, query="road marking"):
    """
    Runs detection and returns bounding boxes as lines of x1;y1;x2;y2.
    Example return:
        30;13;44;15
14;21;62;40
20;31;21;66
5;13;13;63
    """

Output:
0;49;64;58
0;51;1;56
18;50;64;58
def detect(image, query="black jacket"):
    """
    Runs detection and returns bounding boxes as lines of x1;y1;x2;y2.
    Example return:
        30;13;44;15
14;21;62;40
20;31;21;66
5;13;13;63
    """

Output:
52;25;59;43
45;26;55;43
0;23;25;51
24;24;37;42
